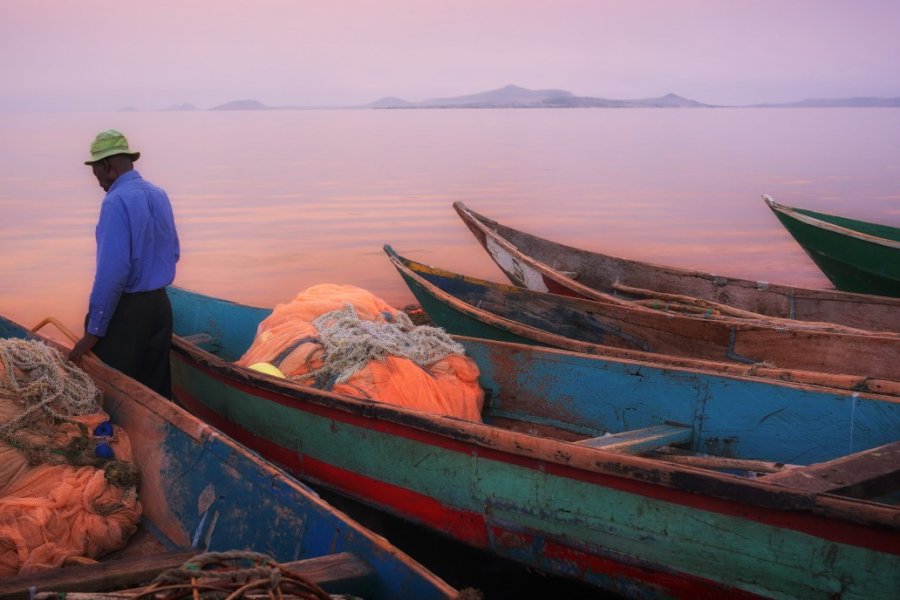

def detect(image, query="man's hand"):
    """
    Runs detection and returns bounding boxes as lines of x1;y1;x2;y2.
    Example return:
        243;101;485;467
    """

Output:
69;333;100;363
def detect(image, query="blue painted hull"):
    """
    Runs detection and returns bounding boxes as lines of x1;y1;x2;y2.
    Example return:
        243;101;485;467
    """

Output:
385;244;900;397
166;285;900;599
0;315;455;599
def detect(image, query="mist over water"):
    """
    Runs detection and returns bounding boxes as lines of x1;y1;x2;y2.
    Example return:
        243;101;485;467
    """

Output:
2;107;898;335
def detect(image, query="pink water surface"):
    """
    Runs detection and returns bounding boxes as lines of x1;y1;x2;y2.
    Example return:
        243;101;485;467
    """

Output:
2;108;898;342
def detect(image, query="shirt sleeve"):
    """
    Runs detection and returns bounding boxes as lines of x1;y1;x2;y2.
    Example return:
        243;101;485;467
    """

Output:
173;219;181;263
87;198;132;336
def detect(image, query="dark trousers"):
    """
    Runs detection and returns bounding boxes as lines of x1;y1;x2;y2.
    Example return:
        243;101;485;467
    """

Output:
91;289;173;399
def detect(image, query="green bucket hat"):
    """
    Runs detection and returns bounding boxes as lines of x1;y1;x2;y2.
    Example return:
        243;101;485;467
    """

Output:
84;129;141;165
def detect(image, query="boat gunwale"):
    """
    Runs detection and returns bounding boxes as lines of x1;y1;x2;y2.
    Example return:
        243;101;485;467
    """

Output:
168;291;900;534
389;245;900;339
764;195;900;250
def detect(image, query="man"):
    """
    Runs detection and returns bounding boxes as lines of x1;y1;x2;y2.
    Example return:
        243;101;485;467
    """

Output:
69;129;180;398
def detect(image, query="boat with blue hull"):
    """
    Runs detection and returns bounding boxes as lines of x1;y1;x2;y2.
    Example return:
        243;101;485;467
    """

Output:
0;315;456;599
167;285;900;599
385;245;900;397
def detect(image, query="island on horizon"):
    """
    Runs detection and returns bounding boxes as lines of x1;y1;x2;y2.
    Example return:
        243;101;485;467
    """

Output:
125;84;900;112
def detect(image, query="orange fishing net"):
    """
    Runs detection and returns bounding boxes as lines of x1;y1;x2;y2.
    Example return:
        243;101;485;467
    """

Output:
0;340;141;575
237;284;484;421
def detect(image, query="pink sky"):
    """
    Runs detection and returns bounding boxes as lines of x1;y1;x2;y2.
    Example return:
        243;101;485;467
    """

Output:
2;0;899;111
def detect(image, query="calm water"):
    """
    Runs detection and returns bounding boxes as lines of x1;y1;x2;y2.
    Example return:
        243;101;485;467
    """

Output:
2;107;899;334
1;108;898;596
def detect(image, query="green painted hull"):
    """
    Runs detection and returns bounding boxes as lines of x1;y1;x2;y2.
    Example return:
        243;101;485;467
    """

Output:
167;285;900;599
767;197;900;297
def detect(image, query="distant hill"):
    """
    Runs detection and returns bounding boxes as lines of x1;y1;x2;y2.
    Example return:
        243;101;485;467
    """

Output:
366;96;416;109
620;93;710;108
364;85;713;109
163;102;198;111
754;96;900;108
420;84;576;107
115;88;900;113
543;91;710;108
211;99;269;111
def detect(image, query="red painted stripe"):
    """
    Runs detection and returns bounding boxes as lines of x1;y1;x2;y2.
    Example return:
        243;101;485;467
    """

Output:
176;385;762;598
537;537;764;600
173;357;899;556
541;273;589;298
178;387;488;544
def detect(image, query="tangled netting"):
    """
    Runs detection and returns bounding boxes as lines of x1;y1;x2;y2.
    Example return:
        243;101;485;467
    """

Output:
131;551;338;600
306;304;466;384
0;339;141;577
0;339;101;437
237;284;484;421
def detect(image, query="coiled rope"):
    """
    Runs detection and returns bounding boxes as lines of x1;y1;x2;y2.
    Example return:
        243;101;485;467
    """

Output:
0;339;139;486
306;304;465;384
0;338;100;436
131;550;333;600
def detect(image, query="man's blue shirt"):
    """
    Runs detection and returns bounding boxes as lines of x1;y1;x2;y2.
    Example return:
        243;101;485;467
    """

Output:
88;170;180;336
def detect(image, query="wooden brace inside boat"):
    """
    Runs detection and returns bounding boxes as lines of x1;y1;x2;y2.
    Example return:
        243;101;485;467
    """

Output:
574;423;692;454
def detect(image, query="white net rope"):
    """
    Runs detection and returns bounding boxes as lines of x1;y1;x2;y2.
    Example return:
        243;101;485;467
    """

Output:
0;339;101;436
306;304;465;384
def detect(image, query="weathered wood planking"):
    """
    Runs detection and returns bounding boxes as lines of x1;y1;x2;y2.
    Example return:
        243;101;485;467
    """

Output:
386;244;900;396
764;440;900;498
454;200;900;330
0;550;198;599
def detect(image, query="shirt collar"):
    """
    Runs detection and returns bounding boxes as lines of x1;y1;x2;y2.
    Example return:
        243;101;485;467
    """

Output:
107;169;142;195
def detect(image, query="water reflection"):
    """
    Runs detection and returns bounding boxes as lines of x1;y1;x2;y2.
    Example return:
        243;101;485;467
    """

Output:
1;108;898;338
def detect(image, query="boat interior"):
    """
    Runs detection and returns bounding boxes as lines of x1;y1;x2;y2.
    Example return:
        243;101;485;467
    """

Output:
168;288;900;508
0;316;444;599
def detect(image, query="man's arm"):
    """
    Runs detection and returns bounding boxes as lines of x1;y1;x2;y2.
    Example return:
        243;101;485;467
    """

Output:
69;333;99;362
71;197;130;364
86;198;132;336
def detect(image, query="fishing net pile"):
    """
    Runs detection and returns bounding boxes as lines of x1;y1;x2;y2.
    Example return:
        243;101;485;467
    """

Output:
237;284;484;421
0;339;141;576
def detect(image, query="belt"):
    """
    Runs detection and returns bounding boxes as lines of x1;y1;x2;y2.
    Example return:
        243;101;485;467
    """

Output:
122;288;166;297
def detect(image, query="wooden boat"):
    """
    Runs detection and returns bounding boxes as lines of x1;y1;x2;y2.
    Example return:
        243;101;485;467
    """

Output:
385;246;900;389
453;200;900;332
765;195;900;297
0;315;456;599
166;285;900;599
386;245;900;397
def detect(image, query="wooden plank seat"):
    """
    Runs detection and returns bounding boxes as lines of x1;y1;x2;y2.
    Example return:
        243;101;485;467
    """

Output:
647;446;798;474
279;551;378;591
762;440;900;499
16;551;376;600
574;423;692;454
0;549;198;599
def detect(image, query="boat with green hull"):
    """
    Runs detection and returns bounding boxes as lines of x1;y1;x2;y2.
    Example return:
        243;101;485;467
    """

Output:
765;195;900;297
166;284;900;599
